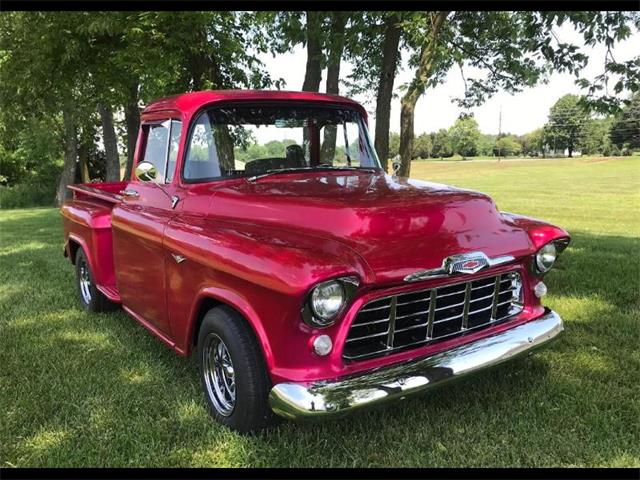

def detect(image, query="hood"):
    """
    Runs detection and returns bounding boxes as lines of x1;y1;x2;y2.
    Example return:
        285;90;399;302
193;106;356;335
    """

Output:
209;172;534;284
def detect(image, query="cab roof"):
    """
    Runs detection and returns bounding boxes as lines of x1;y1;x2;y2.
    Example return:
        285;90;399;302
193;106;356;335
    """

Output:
142;90;366;118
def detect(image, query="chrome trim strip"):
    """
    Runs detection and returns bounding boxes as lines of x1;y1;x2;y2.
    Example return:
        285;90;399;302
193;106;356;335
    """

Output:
461;282;472;330
269;309;564;420
426;289;437;339
386;297;398;349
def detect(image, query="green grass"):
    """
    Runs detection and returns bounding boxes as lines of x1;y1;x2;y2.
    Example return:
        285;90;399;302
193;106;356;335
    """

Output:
1;156;639;467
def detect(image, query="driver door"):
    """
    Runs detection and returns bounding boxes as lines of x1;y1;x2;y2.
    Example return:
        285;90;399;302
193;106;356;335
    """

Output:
112;118;182;337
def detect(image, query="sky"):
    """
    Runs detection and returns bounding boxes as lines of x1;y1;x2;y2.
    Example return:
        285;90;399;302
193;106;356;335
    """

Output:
258;21;639;137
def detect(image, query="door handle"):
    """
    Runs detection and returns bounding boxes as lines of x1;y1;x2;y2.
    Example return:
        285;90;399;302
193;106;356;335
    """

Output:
120;189;139;198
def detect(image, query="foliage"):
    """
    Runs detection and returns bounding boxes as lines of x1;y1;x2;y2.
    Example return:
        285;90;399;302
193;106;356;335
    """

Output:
448;116;481;158
494;135;523;157
543;94;590;157
610;92;640;149
412;133;432;159
521;129;545;157
388;132;401;159
580;118;615;156
431;129;454;158
0;182;58;209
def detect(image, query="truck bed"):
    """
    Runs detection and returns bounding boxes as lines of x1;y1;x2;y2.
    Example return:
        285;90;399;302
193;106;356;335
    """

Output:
61;182;127;303
67;181;127;204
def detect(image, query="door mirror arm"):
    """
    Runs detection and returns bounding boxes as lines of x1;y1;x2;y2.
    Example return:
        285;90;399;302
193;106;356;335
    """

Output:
134;161;180;209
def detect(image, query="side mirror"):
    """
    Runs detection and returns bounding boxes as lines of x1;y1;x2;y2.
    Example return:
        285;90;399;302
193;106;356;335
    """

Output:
135;161;158;183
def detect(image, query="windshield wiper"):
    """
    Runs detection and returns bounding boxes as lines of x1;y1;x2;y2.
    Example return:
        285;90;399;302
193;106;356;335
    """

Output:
246;165;379;182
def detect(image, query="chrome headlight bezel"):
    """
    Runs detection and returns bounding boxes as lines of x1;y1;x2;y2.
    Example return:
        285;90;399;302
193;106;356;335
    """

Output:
534;242;558;274
302;276;359;328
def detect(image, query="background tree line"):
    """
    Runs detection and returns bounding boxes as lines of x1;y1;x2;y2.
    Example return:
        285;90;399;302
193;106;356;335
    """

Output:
0;11;638;207
388;92;640;160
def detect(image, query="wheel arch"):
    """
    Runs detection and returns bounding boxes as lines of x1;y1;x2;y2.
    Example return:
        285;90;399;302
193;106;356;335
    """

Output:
185;287;275;371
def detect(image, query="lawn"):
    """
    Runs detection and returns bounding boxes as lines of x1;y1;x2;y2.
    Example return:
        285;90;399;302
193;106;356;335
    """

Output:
1;156;639;467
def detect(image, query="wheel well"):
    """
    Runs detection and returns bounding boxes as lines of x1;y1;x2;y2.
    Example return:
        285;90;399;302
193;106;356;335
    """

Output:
190;297;266;361
67;239;81;264
191;297;225;347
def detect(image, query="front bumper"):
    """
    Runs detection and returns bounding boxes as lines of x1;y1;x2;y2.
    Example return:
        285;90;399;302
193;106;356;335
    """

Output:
269;308;564;420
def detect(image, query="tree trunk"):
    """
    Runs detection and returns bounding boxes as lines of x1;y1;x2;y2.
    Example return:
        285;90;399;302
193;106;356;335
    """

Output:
302;12;323;92
123;81;140;181
320;13;347;163
374;14;402;172
98;102;120;182
398;12;448;178
56;105;78;206
78;141;90;183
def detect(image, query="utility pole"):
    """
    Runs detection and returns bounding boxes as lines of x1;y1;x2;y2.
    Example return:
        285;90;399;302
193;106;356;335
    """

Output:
497;105;502;161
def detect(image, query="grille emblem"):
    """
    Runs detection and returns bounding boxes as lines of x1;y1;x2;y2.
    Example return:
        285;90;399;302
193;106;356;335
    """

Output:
444;252;490;275
403;252;515;283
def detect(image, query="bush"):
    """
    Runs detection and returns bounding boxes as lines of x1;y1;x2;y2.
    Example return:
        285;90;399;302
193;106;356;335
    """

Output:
0;182;57;209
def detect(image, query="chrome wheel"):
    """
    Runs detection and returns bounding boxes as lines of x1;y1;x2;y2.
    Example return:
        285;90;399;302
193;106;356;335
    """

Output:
78;256;92;304
203;334;236;416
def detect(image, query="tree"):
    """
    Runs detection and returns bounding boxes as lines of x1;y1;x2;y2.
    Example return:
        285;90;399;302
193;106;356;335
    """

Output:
0;12;98;205
395;11;640;176
521;128;545;157
543;94;590;157
373;14;403;169
494;135;522;157
412;133;432;159
449;116;480;159
302;12;323;92
431;129;453;158
610;92;640;149
477;133;497;156
398;11;448;176
581;118;614;155
320;13;349;162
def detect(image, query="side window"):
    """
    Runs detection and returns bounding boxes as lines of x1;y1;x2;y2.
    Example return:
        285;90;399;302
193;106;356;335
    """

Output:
184;112;221;181
142;121;170;182
166;120;182;183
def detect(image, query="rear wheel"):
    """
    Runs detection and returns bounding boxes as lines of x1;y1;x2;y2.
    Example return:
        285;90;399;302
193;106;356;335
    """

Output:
197;305;276;433
74;248;116;312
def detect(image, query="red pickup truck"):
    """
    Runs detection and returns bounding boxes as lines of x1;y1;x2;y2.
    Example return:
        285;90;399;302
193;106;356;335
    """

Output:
61;90;570;432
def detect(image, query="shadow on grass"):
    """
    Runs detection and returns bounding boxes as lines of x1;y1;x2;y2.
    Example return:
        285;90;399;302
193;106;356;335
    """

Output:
1;208;639;467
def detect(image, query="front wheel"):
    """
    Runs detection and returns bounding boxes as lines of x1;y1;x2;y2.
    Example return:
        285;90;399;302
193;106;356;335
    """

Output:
197;305;276;433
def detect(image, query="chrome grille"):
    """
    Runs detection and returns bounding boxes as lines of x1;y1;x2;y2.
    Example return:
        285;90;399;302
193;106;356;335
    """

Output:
343;271;524;361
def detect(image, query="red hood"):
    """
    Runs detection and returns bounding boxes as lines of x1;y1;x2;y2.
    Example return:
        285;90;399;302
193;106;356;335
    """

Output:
208;171;535;284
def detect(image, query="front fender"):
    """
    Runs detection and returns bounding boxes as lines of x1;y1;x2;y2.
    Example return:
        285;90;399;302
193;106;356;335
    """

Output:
501;212;571;251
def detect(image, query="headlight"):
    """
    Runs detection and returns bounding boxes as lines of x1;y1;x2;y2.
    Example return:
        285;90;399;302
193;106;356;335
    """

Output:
535;242;557;274
309;280;345;325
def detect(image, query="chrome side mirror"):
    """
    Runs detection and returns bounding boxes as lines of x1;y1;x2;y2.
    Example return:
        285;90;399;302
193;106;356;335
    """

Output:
135;161;158;183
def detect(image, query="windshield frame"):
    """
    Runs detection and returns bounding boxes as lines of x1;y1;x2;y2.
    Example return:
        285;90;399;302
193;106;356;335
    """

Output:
179;101;382;185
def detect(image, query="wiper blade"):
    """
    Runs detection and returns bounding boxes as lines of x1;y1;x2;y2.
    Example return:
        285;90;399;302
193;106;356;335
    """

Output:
246;167;318;182
246;165;379;182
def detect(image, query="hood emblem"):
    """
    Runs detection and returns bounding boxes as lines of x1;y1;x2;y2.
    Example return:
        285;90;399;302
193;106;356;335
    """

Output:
404;252;515;283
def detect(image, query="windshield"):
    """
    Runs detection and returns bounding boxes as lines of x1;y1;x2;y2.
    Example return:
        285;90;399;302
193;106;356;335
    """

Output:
183;104;381;182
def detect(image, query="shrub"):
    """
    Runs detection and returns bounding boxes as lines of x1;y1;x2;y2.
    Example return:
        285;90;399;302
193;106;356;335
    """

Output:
0;182;56;209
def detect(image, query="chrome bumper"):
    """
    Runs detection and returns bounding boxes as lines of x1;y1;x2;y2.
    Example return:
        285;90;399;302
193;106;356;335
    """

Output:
269;309;564;420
